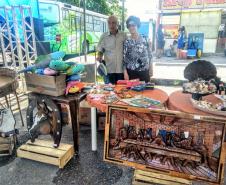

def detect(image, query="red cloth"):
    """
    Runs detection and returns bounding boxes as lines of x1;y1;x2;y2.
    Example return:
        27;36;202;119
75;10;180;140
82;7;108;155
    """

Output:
87;86;168;112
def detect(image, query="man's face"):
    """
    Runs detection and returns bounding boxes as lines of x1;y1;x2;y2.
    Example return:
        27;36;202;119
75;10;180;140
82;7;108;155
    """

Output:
108;17;118;33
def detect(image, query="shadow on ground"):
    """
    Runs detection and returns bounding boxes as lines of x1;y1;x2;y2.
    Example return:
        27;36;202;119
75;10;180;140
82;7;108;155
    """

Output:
0;111;133;185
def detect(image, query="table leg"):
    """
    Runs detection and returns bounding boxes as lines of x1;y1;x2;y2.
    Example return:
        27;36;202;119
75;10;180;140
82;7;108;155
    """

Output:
14;91;24;126
91;107;97;151
69;101;79;154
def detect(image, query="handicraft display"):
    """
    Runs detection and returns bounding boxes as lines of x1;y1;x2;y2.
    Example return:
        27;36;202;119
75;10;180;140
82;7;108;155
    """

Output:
104;105;225;184
191;95;226;116
183;79;216;100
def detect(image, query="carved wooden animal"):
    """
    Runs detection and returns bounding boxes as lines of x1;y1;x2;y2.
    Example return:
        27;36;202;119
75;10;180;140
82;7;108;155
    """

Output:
29;103;57;143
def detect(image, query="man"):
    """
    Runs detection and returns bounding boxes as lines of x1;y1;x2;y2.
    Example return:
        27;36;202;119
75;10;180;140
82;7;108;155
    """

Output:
96;15;127;84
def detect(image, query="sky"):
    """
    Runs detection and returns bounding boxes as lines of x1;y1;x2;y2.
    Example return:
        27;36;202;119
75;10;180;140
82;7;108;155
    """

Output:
125;0;159;21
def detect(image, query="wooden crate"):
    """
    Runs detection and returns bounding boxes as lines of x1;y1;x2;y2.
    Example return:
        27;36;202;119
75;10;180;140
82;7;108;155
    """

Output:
104;105;226;185
17;139;74;168
79;107;91;125
0;136;14;156
98;113;106;131
132;169;192;185
25;73;66;96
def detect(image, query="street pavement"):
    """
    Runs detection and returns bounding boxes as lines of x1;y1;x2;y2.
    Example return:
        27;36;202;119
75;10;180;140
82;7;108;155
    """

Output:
153;54;226;81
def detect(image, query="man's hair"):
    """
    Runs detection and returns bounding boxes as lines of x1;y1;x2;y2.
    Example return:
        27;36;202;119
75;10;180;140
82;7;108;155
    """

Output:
108;15;119;25
126;16;141;28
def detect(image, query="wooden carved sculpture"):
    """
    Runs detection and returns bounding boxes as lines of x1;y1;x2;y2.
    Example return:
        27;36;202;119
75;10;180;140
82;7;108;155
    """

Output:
26;95;62;148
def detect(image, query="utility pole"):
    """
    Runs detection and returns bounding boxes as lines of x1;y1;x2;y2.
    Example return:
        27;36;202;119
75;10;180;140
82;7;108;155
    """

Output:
122;0;125;31
83;0;87;62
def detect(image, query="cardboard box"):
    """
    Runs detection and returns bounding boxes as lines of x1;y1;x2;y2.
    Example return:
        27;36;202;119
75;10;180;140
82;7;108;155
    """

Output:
59;103;72;125
25;73;66;96
98;116;105;131
79;107;91;125
104;105;226;185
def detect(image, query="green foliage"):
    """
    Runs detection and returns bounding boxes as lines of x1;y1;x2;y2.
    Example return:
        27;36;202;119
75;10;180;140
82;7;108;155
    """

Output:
58;0;125;18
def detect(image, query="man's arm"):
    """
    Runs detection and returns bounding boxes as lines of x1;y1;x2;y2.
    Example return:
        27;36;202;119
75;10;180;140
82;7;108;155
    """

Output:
96;34;105;62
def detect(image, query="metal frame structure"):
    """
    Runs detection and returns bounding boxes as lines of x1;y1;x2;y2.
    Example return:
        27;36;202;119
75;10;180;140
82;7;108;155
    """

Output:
0;5;37;69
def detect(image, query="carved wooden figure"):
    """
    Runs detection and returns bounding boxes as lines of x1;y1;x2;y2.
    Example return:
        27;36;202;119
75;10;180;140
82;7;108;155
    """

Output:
26;96;62;148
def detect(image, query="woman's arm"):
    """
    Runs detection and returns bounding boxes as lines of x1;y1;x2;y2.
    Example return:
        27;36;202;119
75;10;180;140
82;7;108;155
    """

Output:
123;40;129;80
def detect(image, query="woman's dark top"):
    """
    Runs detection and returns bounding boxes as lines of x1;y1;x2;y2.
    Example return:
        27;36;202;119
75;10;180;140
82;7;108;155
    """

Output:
123;36;150;72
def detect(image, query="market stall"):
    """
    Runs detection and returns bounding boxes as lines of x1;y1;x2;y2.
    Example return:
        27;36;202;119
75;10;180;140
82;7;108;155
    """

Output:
86;82;168;151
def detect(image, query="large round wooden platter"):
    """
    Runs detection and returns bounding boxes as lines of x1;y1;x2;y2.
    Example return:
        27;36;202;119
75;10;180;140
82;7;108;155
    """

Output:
190;98;226;116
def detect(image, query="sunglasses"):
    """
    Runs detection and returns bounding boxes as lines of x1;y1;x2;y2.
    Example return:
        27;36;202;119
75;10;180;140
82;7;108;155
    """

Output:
128;24;136;28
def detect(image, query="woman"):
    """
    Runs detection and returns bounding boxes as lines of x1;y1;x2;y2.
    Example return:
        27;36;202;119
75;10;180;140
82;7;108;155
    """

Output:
156;24;165;58
177;26;186;58
123;16;152;83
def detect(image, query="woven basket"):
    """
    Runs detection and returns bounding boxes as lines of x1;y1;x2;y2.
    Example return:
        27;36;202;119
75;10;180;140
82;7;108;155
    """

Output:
0;67;18;97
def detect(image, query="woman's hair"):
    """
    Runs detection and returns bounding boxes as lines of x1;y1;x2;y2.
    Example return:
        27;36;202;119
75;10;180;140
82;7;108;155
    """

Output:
126;16;141;28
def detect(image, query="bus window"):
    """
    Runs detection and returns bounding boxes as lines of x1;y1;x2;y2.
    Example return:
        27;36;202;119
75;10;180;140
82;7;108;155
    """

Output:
86;15;93;31
61;8;70;29
62;8;69;20
100;21;105;32
75;14;81;26
39;3;60;26
93;17;101;32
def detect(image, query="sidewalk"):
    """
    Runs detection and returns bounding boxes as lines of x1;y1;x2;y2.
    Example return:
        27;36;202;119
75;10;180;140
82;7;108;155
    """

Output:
154;54;226;66
153;55;226;81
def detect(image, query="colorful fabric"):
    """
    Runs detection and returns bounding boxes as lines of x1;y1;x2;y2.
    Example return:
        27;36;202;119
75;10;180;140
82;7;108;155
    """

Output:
123;36;151;71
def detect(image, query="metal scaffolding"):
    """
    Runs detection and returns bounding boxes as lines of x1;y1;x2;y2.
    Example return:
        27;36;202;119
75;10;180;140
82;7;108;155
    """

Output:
0;5;37;70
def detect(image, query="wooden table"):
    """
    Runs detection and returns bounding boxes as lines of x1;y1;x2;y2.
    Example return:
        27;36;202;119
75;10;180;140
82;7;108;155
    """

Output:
28;92;87;153
168;90;224;116
87;87;169;151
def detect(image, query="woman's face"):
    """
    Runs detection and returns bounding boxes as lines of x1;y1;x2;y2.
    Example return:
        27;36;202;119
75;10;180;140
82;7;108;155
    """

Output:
128;24;138;34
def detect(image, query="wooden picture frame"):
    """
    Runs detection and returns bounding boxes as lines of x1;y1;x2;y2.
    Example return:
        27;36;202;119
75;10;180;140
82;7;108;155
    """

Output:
104;105;226;185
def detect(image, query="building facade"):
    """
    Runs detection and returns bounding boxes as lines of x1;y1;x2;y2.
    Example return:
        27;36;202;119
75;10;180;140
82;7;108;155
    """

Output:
160;0;226;53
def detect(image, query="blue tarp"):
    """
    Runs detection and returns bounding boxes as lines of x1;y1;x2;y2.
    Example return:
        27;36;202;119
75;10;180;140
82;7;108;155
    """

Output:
0;0;39;18
139;22;150;38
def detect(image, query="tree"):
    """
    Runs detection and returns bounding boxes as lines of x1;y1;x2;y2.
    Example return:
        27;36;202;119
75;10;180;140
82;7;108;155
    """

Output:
58;0;125;18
